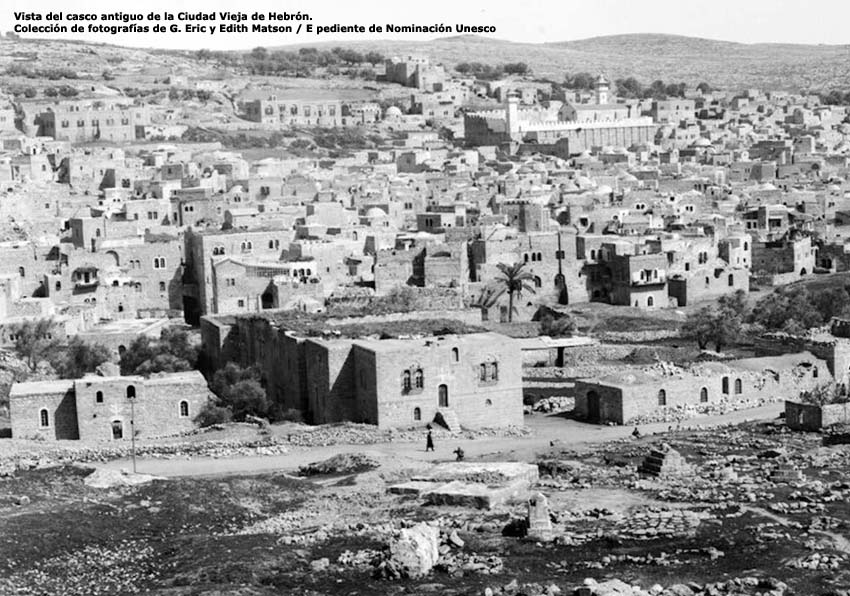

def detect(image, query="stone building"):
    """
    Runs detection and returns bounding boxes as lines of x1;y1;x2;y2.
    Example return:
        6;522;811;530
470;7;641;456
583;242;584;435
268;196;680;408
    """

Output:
384;56;447;92
9;371;210;441
750;235;816;285
464;76;657;153
242;96;345;128
305;333;523;429
201;313;522;430
34;100;149;143
574;353;827;424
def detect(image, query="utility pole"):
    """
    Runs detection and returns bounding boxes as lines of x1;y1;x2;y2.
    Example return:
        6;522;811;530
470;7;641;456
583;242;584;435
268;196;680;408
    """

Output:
130;396;136;474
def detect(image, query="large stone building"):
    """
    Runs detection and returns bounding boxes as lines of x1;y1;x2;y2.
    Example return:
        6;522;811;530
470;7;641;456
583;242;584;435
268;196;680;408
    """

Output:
464;75;657;153
201;313;523;429
33;100;150;143
9;371;211;441
242;95;345;128
574;353;827;424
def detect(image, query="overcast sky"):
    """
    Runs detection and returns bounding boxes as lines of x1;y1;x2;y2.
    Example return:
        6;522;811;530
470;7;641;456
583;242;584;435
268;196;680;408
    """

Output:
5;0;850;50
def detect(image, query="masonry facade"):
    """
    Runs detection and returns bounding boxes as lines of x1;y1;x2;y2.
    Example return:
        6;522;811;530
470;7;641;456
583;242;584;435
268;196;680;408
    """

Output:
9;371;211;441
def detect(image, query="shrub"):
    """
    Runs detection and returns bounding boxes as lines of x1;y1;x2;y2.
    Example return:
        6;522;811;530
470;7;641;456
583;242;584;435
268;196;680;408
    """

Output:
195;404;233;427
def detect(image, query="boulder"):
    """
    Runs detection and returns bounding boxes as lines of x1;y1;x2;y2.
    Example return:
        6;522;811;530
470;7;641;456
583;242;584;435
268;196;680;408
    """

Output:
386;522;440;579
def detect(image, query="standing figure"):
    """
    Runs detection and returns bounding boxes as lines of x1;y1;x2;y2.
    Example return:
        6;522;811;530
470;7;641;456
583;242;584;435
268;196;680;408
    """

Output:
426;429;435;452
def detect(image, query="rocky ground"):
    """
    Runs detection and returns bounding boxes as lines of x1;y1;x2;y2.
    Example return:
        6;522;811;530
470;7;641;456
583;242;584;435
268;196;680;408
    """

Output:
2;421;850;595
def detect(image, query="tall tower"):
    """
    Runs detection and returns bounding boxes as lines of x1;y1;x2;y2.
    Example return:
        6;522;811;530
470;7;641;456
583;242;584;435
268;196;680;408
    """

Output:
505;93;520;139
595;74;610;105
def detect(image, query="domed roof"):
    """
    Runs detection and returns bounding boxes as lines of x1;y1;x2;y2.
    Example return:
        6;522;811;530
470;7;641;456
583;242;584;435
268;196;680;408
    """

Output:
365;207;387;219
595;184;613;195
384;106;403;118
693;138;712;147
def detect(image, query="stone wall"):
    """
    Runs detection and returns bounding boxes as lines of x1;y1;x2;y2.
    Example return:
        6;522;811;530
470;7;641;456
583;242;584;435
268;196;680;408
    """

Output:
576;356;827;424
9;382;77;440
73;372;210;441
786;400;850;430
361;334;523;429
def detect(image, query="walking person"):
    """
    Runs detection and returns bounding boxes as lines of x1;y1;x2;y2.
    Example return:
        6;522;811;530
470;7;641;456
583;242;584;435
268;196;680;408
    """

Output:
426;427;435;452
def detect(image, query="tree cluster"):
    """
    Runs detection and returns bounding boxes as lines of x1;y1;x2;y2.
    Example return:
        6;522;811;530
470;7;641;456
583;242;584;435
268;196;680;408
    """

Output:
455;62;530;79
8;319;111;379
750;284;850;335
197;362;268;426
818;89;850;106
195;46;385;78
614;77;688;100
681;290;747;352
5;64;79;80
118;328;199;376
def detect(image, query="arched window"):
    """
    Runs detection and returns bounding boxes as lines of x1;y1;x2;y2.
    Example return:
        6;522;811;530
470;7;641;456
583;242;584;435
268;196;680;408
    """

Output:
657;389;667;406
126;385;136;399
734;378;742;394
18;266;25;277
524;253;529;262
722;376;730;394
268;240;275;249
700;387;708;403
490;362;499;381
438;384;449;408
728;274;734;287
414;369;424;389
413;407;421;421
814;367;819;378
96;391;103;403
590;249;597;260
402;370;411;391
647;296;654;307
179;401;189;417
451;347;459;362
39;408;49;428
55;281;61;291
536;252;542;261
479;363;487;381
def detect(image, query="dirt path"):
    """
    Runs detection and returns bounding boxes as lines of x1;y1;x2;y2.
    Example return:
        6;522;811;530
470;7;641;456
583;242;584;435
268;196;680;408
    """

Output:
97;403;784;478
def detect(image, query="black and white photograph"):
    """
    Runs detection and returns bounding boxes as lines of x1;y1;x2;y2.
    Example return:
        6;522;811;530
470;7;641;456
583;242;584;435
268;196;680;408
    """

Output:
1;1;850;594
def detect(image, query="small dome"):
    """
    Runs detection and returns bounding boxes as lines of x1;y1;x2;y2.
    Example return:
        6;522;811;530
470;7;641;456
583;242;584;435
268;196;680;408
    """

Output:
384;106;403;118
365;207;386;219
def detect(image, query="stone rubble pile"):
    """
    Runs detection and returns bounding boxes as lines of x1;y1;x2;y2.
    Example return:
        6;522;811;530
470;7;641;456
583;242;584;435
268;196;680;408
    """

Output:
533;396;575;413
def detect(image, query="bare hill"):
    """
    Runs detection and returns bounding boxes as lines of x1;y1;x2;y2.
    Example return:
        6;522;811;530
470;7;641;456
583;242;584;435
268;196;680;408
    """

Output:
3;33;850;93
282;33;850;91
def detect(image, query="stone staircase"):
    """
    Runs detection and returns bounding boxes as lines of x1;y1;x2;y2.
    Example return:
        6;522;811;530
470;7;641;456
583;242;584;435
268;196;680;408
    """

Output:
434;409;461;431
638;443;692;478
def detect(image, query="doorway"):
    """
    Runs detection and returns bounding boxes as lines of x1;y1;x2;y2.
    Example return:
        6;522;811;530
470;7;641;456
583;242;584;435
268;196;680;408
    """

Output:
438;384;449;408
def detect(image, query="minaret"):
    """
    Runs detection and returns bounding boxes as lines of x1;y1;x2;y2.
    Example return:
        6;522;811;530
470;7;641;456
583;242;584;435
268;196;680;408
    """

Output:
595;74;609;105
505;92;520;139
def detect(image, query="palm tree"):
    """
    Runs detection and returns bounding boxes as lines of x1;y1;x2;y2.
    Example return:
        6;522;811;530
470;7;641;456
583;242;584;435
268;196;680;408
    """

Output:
495;262;537;323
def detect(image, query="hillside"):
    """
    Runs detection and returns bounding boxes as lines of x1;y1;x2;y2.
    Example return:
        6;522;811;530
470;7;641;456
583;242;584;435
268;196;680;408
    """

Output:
281;33;850;91
2;33;850;93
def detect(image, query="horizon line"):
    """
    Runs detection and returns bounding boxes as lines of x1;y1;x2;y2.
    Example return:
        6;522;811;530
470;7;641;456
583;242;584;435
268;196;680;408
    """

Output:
5;31;850;54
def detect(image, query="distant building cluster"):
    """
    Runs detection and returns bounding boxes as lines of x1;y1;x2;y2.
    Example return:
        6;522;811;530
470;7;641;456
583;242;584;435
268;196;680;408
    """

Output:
3;52;850;437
